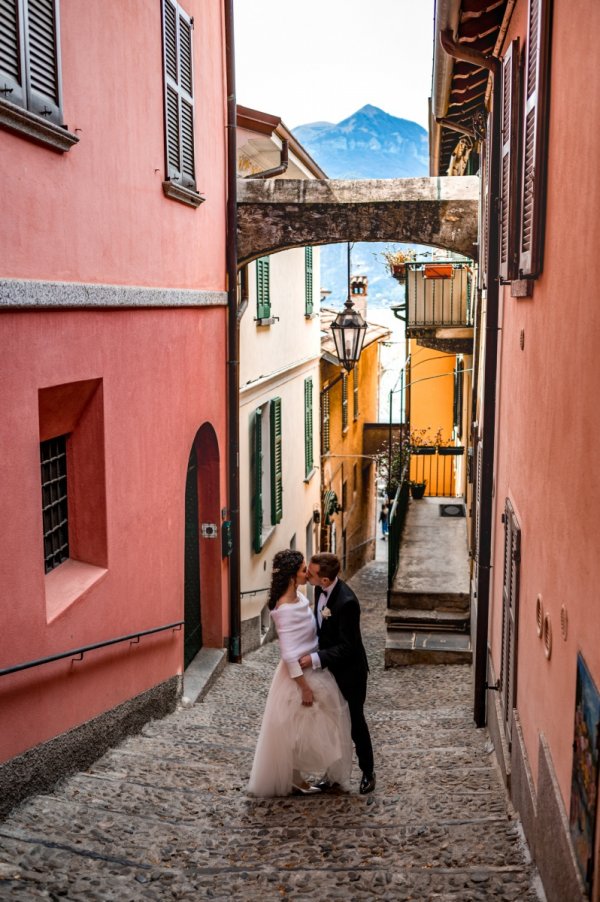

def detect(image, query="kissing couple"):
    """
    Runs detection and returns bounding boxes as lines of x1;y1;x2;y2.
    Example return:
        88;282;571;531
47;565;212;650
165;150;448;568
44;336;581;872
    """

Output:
248;550;375;797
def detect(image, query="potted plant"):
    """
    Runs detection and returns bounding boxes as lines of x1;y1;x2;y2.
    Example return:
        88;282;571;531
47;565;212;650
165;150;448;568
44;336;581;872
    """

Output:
381;247;416;281
410;480;427;500
410;426;436;455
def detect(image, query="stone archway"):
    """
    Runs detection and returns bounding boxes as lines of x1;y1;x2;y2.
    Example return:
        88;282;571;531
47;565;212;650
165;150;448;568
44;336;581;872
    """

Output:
237;176;479;266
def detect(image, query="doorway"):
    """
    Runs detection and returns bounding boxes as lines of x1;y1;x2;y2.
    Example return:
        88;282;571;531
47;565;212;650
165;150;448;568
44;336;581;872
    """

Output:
183;423;221;669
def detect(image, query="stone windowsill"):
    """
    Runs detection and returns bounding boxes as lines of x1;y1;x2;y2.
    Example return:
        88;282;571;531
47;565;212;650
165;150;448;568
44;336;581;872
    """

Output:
0;98;78;153
254;316;279;327
303;468;317;484
45;558;108;623
162;180;205;208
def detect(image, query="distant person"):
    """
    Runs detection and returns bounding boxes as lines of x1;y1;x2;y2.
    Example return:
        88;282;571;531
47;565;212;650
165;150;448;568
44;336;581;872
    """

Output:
300;552;376;795
248;550;352;797
379;502;389;539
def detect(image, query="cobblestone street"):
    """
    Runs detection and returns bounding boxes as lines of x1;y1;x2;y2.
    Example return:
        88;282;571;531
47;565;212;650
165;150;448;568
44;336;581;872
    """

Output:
0;560;545;901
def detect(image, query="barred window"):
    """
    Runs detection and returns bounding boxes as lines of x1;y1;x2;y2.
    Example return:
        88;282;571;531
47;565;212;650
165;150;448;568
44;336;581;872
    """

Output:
40;434;69;573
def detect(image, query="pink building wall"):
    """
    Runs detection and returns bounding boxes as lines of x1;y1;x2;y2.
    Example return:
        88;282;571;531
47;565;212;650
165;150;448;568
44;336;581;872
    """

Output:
0;0;230;764
490;0;600;818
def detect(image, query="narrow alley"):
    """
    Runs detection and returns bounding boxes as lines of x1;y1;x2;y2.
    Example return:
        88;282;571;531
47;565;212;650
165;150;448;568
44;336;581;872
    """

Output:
0;557;544;902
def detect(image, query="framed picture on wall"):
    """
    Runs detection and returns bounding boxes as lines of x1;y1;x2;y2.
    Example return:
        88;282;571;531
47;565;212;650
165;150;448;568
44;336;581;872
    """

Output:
569;653;600;894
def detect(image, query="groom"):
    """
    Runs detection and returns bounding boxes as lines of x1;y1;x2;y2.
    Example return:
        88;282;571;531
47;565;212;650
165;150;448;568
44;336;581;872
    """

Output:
299;552;375;794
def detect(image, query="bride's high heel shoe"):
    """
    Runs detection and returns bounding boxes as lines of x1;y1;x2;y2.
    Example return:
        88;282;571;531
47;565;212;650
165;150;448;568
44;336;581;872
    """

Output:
291;781;321;795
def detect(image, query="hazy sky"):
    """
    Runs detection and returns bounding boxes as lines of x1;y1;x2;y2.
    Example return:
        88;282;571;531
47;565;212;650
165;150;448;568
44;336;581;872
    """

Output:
234;0;435;130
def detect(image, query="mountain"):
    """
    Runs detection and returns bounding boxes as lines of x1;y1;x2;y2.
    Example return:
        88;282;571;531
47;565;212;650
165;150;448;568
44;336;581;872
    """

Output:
294;104;428;180
293;105;429;307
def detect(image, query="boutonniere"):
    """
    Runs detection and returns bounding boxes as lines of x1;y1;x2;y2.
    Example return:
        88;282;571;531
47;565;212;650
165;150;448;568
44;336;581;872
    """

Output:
321;606;332;619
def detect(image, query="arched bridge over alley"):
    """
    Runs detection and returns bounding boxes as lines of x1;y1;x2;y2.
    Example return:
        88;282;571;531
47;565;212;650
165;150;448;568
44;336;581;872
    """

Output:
237;175;480;265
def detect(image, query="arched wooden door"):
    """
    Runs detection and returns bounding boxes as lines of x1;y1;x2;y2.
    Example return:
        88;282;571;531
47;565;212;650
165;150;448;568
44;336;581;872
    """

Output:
183;423;222;669
184;443;202;667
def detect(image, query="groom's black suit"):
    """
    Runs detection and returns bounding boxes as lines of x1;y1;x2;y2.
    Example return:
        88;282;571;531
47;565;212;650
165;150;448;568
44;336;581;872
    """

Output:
315;580;374;777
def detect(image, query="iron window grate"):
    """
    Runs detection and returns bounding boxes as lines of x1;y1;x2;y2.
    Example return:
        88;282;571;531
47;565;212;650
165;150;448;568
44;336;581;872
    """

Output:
40;434;70;573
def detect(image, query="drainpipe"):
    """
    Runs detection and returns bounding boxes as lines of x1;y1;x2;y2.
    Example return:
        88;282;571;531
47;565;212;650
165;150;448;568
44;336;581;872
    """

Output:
437;28;501;727
224;0;241;663
473;73;501;727
243;139;289;180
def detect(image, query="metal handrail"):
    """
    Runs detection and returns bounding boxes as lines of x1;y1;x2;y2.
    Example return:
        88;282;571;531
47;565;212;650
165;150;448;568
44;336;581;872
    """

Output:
0;621;184;678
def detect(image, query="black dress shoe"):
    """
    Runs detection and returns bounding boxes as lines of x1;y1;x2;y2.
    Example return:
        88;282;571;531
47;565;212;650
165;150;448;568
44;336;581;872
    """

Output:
359;772;376;795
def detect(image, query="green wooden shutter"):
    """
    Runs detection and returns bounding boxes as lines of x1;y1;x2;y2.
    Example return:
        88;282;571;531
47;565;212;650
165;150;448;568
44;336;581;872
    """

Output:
353;362;359;421
322;391;330;454
252;407;263;553
304;246;314;315
24;0;62;124
304;378;313;477
342;374;348;432
256;257;271;319
162;0;196;189
270;397;282;524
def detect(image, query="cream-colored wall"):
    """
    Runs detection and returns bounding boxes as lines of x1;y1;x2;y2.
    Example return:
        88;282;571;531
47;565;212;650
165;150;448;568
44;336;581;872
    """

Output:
239;358;320;622
240;246;321;387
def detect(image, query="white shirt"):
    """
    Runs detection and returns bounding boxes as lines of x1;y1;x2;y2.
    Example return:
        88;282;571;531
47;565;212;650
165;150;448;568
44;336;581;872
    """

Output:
311;577;338;669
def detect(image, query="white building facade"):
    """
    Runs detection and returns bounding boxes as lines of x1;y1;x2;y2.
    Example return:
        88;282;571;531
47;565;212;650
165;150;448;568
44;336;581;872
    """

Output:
237;107;325;652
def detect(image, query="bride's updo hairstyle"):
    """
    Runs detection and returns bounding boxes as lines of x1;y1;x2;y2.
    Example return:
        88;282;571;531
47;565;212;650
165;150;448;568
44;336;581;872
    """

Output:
268;549;304;610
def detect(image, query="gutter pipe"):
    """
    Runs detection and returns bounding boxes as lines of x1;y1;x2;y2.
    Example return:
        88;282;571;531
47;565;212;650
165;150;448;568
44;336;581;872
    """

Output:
224;0;241;662
244;139;289;180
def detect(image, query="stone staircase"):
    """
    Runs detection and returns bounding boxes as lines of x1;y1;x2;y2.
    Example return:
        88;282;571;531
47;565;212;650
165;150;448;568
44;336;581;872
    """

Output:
385;497;472;667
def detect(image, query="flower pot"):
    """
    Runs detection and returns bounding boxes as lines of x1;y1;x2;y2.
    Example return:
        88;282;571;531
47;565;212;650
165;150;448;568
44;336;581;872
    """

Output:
410;483;426;500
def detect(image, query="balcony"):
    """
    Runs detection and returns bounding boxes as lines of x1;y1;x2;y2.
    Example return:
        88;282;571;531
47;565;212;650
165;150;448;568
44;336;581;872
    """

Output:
397;262;475;353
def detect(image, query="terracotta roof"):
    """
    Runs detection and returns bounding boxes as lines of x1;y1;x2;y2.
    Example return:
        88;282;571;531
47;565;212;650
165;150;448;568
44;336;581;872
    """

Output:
431;0;511;175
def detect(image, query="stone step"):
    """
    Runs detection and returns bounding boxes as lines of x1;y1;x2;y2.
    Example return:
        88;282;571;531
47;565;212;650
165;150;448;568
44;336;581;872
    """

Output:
385;629;472;667
386;608;469;632
389;589;469;613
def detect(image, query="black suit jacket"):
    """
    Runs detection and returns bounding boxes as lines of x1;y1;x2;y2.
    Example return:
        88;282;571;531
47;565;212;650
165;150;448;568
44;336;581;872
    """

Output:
315;579;369;699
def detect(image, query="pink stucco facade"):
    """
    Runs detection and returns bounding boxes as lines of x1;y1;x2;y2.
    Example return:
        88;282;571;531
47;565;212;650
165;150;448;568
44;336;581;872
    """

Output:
0;0;230;765
485;0;600;893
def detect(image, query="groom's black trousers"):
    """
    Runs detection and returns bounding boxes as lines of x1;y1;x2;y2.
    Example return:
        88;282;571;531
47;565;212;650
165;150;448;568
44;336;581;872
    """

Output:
340;680;374;777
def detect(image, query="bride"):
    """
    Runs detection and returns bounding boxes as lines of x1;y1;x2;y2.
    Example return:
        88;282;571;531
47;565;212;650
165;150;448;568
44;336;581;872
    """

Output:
248;549;353;797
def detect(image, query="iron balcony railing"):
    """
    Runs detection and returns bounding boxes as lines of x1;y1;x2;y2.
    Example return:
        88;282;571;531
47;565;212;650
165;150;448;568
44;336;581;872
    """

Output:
387;468;410;600
404;262;474;330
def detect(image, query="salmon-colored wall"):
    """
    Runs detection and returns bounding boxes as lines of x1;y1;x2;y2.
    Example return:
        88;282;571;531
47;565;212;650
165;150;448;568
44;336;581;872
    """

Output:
0;309;228;761
2;0;226;288
490;0;600;811
0;0;230;763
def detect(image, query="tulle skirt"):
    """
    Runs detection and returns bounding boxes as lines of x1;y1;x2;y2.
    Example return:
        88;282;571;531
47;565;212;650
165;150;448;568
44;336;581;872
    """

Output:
248;662;353;797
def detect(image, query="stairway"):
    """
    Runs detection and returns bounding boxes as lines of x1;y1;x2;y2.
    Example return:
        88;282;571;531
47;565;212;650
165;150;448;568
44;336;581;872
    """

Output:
385;497;472;667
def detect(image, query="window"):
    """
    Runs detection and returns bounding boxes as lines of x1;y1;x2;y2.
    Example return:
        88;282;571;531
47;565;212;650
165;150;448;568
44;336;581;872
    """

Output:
342;374;349;432
40;434;69;573
453;358;464;439
321;390;330;454
517;0;552;278
304;377;313;478
252;397;282;553
353;362;359;420
38;379;108;620
500;499;521;744
256;256;271;320
161;0;202;207
499;39;521;282
0;0;77;152
304;246;314;315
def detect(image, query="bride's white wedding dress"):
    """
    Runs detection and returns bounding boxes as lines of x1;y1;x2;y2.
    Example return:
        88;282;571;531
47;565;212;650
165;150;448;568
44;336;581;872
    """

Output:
248;591;353;797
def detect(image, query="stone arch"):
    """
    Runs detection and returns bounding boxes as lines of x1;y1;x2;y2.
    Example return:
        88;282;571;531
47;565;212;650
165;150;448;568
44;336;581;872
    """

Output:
237;176;479;266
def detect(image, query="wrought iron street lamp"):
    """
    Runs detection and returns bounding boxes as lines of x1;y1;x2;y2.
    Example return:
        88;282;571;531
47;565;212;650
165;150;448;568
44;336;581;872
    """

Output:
330;243;367;372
